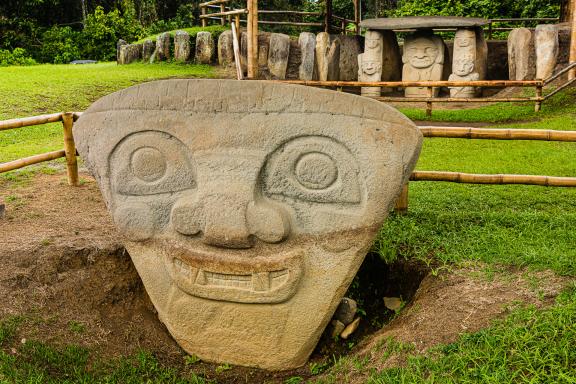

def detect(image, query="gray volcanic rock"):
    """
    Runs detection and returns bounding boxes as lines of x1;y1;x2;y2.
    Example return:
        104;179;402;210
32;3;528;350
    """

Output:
267;33;291;79
218;30;234;66
535;24;559;79
118;44;142;64
195;31;214;64
316;32;340;81
142;40;155;62
338;35;362;81
508;28;535;80
73;79;422;370
360;16;488;30
156;32;171;61
174;31;191;62
298;32;316;80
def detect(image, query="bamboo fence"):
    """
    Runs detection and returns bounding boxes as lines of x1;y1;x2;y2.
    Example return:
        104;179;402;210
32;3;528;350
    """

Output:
0;112;82;186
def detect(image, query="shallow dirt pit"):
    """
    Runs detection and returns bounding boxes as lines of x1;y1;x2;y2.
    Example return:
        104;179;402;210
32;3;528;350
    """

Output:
0;172;571;383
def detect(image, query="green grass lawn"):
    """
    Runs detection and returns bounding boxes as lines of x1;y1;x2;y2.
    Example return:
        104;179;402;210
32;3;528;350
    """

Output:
0;62;575;383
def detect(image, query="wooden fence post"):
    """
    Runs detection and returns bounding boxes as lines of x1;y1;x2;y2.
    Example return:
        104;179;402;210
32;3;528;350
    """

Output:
61;112;79;186
426;87;433;117
535;85;543;112
394;184;409;214
201;5;207;27
247;0;258;79
220;3;226;25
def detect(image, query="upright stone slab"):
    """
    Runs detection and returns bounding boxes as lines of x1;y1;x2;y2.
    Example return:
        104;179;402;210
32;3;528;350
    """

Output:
73;79;422;370
298;32;316;80
402;32;445;97
338;35;362;81
474;27;488;81
508;28;535;80
268;33;291;79
315;32;340;81
240;32;248;73
218;30;234;67
534;24;559;80
195;31;214;64
156;32;171;61
358;30;383;96
258;33;270;67
142;40;155;62
449;29;480;98
118;44;142;65
380;30;402;87
117;39;127;63
174;30;191;62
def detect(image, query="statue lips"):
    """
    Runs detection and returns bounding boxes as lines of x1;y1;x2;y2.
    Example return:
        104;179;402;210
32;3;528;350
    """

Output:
161;239;304;304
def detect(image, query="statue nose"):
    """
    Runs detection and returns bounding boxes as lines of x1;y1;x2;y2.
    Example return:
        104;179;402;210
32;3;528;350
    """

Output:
171;191;290;249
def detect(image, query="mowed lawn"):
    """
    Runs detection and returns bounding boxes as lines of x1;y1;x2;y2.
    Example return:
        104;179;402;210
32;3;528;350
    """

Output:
1;62;576;383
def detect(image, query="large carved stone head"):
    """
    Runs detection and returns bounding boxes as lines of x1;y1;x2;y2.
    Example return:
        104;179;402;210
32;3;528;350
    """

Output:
403;33;444;69
74;79;422;370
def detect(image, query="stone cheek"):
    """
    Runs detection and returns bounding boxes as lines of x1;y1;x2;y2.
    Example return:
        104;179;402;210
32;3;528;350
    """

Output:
402;33;445;97
73;79;422;370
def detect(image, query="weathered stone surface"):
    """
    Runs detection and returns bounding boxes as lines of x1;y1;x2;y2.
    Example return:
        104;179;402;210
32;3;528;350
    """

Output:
174;30;191;62
338;35;362;81
316;32;340;81
267;33;291;79
402;32;445;97
218;30;234;67
474;26;488;81
286;39;302;80
298;32;316;80
118;44;142;65
381;30;402;83
142;40;155;62
535;24;559;80
361;16;488;30
117;39;127;63
156;32;171;61
0;203;5;219
340;317;360;339
508;28;535;80
359;30;383;96
258;33;270;67
74;79;422;370
334;297;357;325
240;32;248;73
449;29;480;98
195;31;214;64
330;320;345;338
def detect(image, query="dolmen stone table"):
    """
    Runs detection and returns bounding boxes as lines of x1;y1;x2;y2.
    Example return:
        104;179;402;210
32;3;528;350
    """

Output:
359;16;489;98
74;79;422;370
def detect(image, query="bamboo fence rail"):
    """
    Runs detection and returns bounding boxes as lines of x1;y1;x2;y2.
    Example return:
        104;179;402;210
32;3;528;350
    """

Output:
410;171;576;187
0;112;81;185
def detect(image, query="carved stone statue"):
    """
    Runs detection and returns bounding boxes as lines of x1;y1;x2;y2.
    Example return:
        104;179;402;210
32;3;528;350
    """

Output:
449;29;480;98
358;30;383;96
402;32;445;97
73;79;422;370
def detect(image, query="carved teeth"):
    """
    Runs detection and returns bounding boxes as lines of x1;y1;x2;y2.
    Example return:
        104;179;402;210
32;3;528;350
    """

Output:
195;269;207;285
252;272;270;292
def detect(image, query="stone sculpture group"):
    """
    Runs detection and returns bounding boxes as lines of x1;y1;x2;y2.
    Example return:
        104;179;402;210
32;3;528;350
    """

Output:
74;79;422;370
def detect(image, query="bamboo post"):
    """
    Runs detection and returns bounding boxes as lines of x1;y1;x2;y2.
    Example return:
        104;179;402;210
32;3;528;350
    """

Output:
220;3;226;25
235;14;240;31
231;22;244;80
247;0;258;79
426;87;433;117
394;184;409;214
61;112;79;186
324;0;332;33
0;150;66;174
341;19;346;34
569;0;576;80
201;5;207;27
535;85;543;112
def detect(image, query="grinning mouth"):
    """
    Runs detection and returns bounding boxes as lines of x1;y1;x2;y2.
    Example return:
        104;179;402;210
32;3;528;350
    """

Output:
164;246;304;304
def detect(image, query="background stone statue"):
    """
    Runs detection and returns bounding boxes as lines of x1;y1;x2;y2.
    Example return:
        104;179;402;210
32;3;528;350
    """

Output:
449;29;480;98
358;30;383;96
402;32;445;97
73;79;422;370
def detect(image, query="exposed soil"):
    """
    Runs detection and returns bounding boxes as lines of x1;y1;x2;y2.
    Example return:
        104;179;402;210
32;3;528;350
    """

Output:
0;172;571;383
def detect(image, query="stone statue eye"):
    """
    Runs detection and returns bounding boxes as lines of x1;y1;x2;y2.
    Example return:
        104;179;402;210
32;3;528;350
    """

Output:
109;131;195;195
262;136;361;204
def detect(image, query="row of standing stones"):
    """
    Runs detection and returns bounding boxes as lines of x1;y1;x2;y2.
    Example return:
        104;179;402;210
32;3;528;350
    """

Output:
117;23;570;97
